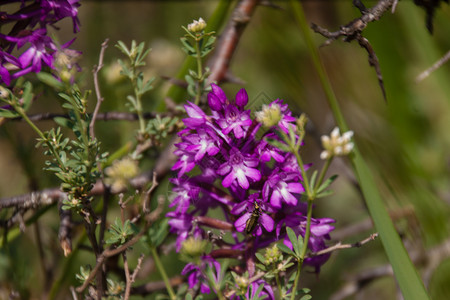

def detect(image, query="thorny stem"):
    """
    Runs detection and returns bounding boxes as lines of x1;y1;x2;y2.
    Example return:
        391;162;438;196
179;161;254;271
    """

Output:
150;246;176;300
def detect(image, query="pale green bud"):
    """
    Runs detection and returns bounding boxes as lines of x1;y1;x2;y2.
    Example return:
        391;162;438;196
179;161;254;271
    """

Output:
105;157;139;192
255;104;282;128
187;18;207;33
181;237;208;259
264;244;282;265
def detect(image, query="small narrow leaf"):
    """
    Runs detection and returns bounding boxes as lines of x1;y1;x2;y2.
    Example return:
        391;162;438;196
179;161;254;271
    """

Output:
286;227;300;255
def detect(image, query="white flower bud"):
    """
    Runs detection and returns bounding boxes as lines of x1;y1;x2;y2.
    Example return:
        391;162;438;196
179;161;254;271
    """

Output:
187;18;207;33
320;127;354;160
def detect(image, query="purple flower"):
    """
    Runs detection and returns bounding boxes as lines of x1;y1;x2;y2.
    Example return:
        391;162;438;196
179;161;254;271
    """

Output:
232;195;274;236
246;279;275;300
0;0;80;84
217;147;261;190
183;101;210;129
169;83;336;291
177;127;220;162
263;169;304;208
181;257;221;294
169;177;200;213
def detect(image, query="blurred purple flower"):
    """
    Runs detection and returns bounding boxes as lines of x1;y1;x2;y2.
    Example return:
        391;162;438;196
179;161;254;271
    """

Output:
0;0;80;85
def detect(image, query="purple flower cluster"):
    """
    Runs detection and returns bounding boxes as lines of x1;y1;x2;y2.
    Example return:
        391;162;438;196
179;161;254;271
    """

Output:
0;0;80;85
169;84;335;293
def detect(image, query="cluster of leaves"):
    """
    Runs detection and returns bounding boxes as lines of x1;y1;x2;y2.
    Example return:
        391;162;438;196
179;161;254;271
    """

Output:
181;25;215;99
37;87;107;210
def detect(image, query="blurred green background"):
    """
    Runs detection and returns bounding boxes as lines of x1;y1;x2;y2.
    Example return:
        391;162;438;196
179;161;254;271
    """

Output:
1;0;450;299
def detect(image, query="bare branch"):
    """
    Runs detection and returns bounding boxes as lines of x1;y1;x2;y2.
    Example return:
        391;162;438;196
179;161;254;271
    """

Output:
90;39;109;141
207;0;261;86
416;49;450;82
309;233;378;257
58;201;73;256
311;0;395;101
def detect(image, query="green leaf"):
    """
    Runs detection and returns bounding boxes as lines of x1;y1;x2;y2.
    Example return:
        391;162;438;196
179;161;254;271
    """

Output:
54;117;73;129
255;252;265;264
277;243;295;256
0;108;19;118
309;170;318;192
316;190;334;199
36;72;64;90
286;227;300;255
316;174;338;194
21;81;33;111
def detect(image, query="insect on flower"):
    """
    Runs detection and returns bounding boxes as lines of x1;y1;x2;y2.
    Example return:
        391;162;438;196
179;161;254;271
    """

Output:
245;201;262;234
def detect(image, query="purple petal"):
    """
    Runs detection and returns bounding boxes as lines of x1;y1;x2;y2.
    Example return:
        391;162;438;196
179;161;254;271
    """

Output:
235;88;248;107
234;212;251;232
260;214;274;232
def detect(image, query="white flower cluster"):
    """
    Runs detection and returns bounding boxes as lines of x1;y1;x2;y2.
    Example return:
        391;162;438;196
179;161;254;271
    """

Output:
320;127;354;160
187;17;206;33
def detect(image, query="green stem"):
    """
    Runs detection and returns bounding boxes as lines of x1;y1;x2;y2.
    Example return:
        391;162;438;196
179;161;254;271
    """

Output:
292;147;312;199
134;86;146;134
290;254;302;300
290;199;313;300
15;106;66;169
194;37;203;106
275;273;283;299
150;246;176;300
314;157;332;192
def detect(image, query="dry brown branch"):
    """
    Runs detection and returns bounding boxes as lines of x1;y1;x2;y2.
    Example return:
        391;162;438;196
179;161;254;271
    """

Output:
309;233;378;257
311;0;395;101
416;49;450;82
9;111;170;123
124;253;144;300
206;0;261;86
58;201;73;256
90;39;109;141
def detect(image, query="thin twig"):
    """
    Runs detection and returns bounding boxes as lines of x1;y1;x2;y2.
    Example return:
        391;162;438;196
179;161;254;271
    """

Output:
416;49;450;82
9;111;173;122
70;286;79;300
309;233;378;257
142;172;158;213
89;38;109;141
311;0;395;101
124;253;145;300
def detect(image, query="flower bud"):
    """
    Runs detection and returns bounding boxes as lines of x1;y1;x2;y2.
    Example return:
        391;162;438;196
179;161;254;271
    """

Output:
255;104;282;128
187;18;207;33
264;244;282;265
320;127;354;160
105;157;139;192
181;236;208;259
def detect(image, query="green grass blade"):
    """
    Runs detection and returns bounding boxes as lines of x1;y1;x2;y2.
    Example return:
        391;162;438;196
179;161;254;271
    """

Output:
289;1;430;299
